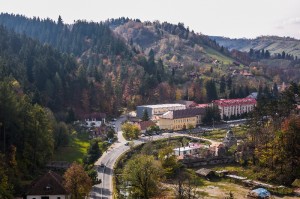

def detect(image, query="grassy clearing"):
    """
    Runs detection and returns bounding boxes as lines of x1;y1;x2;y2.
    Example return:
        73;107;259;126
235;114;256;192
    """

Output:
202;129;227;141
201;179;250;199
201;125;248;141
52;131;90;163
203;45;234;65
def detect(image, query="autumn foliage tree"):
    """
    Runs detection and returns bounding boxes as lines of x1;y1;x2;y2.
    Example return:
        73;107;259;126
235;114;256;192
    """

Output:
245;83;300;184
63;162;92;199
121;122;140;140
122;155;164;199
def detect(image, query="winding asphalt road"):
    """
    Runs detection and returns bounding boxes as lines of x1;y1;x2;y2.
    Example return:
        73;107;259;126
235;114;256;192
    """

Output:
89;116;221;199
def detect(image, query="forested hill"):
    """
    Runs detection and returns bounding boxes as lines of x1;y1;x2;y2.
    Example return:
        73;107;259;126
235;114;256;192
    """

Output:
108;18;243;65
0;13;130;57
0;14;146;117
210;36;300;58
0;25;78;111
0;26;77;195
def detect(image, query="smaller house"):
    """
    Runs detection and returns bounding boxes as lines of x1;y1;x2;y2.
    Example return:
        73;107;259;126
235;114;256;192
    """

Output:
80;112;106;128
196;168;216;179
27;171;70;199
173;143;203;156
247;92;258;99
138;120;156;134
127;116;141;124
240;70;253;77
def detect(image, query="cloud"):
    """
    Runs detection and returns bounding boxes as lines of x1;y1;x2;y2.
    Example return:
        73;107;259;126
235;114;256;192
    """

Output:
283;17;300;25
275;17;300;30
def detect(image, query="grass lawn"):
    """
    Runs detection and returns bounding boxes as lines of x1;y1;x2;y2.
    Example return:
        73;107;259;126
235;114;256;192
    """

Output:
203;45;235;65
201;125;248;141
202;129;227;141
52;132;90;163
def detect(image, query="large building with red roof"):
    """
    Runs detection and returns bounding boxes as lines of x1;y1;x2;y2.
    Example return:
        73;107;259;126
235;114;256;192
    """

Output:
212;98;256;119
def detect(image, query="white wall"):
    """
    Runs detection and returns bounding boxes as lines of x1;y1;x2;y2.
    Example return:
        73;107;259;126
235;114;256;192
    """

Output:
27;195;68;199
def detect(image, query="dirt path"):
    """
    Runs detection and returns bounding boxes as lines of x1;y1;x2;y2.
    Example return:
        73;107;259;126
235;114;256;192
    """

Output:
201;181;298;199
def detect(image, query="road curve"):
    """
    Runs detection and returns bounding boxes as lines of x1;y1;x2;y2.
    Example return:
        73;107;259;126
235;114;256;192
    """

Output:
89;116;221;199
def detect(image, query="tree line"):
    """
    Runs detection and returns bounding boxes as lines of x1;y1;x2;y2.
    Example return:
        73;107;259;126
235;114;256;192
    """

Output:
243;83;300;184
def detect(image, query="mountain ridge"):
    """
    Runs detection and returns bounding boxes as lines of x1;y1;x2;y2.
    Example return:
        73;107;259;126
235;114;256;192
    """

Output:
210;35;300;58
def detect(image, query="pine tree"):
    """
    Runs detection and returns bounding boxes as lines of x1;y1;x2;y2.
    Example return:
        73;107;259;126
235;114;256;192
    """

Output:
142;110;150;121
220;76;226;93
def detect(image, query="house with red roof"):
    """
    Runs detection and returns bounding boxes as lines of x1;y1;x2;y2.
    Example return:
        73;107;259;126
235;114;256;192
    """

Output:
138;120;156;133
27;171;70;199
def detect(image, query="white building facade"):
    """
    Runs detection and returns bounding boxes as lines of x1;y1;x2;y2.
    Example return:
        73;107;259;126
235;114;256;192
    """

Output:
212;98;257;120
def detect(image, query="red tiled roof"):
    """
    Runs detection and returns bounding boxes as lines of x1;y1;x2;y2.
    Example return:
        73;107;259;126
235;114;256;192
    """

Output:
139;120;156;130
212;98;256;107
196;104;209;108
27;171;68;195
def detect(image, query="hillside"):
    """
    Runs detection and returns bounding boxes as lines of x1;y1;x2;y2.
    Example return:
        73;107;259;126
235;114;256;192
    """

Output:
1;13;295;114
111;20;235;67
211;36;300;58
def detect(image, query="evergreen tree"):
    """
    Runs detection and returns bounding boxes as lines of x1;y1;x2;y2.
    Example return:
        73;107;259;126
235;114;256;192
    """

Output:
205;80;218;102
272;82;279;98
202;105;221;124
227;76;232;90
57;15;63;25
281;51;286;59
220;76;226;94
249;48;254;58
85;140;101;164
142;110;150;121
261;49;265;58
265;50;270;59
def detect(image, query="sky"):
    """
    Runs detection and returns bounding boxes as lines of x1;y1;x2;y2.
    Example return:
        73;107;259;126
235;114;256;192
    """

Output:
0;0;299;39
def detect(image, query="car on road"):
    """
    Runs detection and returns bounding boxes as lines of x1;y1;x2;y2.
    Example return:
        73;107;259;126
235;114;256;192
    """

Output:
125;142;129;146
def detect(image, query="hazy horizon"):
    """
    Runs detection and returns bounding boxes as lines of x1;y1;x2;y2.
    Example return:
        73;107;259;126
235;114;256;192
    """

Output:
0;0;299;39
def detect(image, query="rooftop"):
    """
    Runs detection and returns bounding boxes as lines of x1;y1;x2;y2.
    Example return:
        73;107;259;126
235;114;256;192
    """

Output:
161;108;205;119
173;143;203;152
137;104;185;109
174;146;199;152
213;98;256;106
139;120;156;130
27;171;68;195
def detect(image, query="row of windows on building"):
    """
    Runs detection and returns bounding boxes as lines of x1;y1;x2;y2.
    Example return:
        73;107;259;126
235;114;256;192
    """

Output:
173;118;195;124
